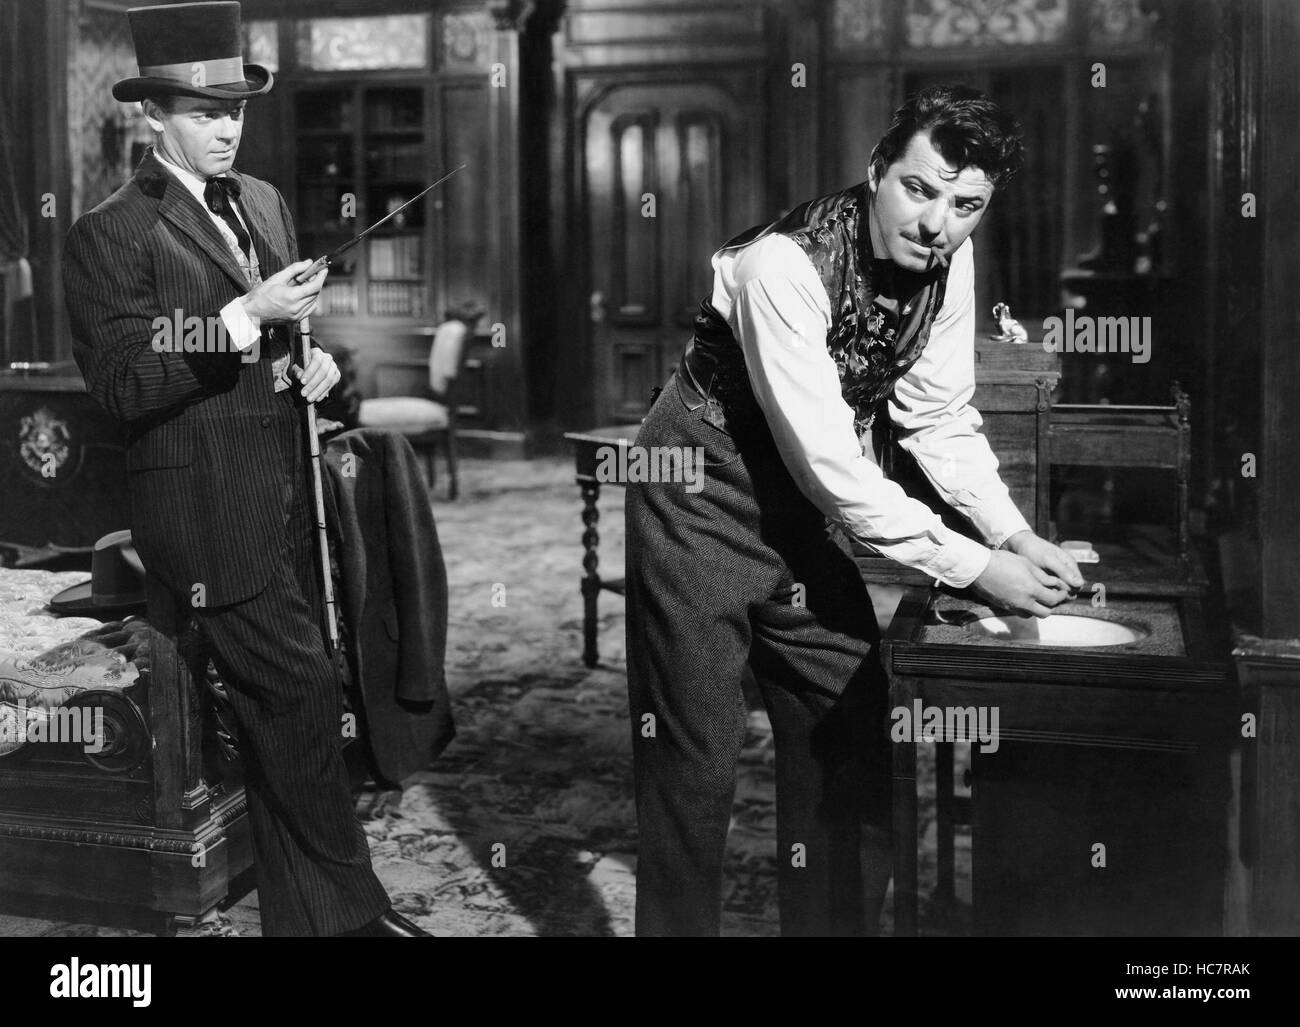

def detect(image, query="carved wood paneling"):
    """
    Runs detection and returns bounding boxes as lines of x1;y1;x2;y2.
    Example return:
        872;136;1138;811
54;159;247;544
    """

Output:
831;0;891;50
676;112;723;326
566;4;762;46
439;80;494;316
903;0;1070;48
617;345;650;407
611;114;658;324
443;8;493;69
1089;0;1158;44
825;67;892;192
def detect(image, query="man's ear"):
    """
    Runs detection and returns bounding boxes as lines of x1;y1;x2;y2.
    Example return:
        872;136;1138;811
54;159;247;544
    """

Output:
141;100;166;134
867;153;883;193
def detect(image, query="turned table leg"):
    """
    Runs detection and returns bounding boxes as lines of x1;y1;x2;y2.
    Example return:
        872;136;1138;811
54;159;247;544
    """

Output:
580;479;602;668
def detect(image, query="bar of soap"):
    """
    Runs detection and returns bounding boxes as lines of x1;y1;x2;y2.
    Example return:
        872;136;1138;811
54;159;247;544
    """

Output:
1061;540;1100;563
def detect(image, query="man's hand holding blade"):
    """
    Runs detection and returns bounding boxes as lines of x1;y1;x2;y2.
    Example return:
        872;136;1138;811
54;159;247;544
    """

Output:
240;257;328;324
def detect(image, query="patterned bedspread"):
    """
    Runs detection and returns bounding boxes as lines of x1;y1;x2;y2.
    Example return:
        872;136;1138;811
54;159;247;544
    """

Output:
0;569;104;658
0;568;144;756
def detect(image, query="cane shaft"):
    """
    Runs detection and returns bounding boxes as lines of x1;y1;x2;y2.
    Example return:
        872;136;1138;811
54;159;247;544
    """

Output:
298;314;340;653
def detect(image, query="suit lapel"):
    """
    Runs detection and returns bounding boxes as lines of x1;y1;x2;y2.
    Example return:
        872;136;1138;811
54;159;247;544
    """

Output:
150;160;250;292
227;167;288;279
136;149;294;292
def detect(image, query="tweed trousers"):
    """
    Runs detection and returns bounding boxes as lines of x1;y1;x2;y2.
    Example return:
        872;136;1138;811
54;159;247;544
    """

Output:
187;387;390;936
625;368;891;937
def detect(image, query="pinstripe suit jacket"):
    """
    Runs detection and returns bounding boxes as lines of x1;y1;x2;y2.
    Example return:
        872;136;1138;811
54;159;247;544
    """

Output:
64;148;315;607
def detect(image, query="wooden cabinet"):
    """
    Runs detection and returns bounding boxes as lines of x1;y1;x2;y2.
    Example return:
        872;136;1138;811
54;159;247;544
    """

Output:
884;571;1232;936
0;367;129;552
1232;638;1300;936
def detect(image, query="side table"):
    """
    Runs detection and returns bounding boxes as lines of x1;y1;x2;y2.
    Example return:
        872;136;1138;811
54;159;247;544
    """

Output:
563;425;640;667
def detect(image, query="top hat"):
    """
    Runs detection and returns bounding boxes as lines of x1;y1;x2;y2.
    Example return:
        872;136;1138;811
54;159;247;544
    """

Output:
47;530;148;620
112;2;273;104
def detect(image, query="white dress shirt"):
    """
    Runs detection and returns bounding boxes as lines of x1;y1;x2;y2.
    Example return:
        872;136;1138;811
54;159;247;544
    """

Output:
152;150;262;353
714;231;1031;589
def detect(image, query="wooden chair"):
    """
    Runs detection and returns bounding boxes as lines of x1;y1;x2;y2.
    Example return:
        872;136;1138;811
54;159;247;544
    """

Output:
358;321;471;500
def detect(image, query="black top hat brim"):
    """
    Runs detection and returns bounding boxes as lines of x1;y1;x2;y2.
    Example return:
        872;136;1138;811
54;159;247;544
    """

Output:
47;580;147;621
113;64;273;104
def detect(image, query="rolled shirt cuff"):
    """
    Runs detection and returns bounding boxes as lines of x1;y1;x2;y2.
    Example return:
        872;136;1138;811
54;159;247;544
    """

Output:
973;496;1035;552
221;298;261;353
924;526;993;589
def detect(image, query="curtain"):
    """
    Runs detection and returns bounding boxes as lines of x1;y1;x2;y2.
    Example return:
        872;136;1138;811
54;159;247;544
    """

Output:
0;40;33;363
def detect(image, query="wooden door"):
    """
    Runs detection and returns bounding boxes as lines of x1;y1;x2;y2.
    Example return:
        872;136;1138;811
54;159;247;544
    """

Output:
581;79;764;423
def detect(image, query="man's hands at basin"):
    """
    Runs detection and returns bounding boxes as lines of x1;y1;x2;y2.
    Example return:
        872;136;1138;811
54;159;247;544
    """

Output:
970;531;1085;618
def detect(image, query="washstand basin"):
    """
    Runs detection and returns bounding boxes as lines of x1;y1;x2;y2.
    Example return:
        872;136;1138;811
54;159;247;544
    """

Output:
966;613;1149;647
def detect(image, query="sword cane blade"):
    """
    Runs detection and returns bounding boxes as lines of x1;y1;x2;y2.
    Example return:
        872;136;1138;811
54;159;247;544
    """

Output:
326;163;466;263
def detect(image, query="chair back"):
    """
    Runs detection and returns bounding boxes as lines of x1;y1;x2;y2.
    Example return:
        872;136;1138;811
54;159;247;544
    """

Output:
428;320;469;401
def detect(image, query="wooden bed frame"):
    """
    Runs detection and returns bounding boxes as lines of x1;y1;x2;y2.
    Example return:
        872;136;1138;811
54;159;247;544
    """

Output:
0;578;253;935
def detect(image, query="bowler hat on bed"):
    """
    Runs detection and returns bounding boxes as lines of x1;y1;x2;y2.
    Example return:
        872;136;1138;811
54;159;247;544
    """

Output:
112;2;273;104
48;530;147;620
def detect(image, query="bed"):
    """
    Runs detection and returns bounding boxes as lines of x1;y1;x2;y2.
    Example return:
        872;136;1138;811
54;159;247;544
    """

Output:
0;567;253;934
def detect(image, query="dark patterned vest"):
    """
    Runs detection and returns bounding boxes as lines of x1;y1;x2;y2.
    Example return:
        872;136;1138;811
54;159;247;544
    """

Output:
680;181;950;442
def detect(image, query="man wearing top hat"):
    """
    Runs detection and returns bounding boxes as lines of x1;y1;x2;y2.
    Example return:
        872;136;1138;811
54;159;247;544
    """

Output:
62;2;426;936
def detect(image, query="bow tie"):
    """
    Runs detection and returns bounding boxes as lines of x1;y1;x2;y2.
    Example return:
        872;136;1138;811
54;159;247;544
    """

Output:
203;175;242;209
203;176;250;260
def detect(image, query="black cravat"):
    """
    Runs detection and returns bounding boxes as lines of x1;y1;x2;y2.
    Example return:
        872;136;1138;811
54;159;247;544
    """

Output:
868;257;898;298
203;176;251;261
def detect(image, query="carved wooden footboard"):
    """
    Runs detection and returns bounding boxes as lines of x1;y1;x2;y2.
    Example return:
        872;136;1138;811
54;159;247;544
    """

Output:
0;576;253;934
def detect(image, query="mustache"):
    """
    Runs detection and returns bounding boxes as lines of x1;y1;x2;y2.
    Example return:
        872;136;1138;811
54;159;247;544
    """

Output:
901;234;950;266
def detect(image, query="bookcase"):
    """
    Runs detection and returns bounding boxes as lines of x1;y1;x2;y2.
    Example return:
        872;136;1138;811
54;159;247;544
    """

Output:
231;4;537;446
294;84;431;321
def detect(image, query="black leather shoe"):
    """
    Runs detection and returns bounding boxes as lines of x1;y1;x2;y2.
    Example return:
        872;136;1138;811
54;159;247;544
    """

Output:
339;909;431;937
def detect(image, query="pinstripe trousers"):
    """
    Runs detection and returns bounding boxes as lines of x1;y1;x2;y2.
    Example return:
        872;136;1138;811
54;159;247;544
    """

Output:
189;387;389;936
625;369;892;937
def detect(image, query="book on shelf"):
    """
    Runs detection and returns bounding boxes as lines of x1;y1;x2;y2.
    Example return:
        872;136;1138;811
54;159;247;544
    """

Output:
368;282;424;317
319;282;358;317
368;235;422;279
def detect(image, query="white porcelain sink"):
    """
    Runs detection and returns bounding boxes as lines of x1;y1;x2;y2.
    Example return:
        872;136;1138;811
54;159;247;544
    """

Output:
967;613;1149;647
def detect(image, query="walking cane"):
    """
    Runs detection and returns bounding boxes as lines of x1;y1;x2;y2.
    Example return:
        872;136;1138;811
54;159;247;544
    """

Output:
289;165;465;654
294;311;340;653
287;165;465;655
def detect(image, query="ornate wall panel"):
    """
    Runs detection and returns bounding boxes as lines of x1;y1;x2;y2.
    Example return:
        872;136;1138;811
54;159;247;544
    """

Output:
442;9;493;70
66;2;137;220
903;0;1070;48
294;14;429;71
831;0;890;50
1089;0;1158;44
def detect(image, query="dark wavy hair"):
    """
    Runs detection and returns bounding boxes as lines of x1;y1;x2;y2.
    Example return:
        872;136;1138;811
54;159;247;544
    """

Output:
869;84;1024;190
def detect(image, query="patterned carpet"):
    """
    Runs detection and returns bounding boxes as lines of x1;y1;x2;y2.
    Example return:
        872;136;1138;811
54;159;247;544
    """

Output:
0;456;959;937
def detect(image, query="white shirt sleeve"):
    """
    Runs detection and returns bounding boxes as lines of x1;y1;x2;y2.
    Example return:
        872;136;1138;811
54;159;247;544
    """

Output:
887;239;1033;549
723;234;993;588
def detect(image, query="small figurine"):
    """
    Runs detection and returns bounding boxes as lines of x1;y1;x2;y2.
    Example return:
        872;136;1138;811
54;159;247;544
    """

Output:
989;302;1029;343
